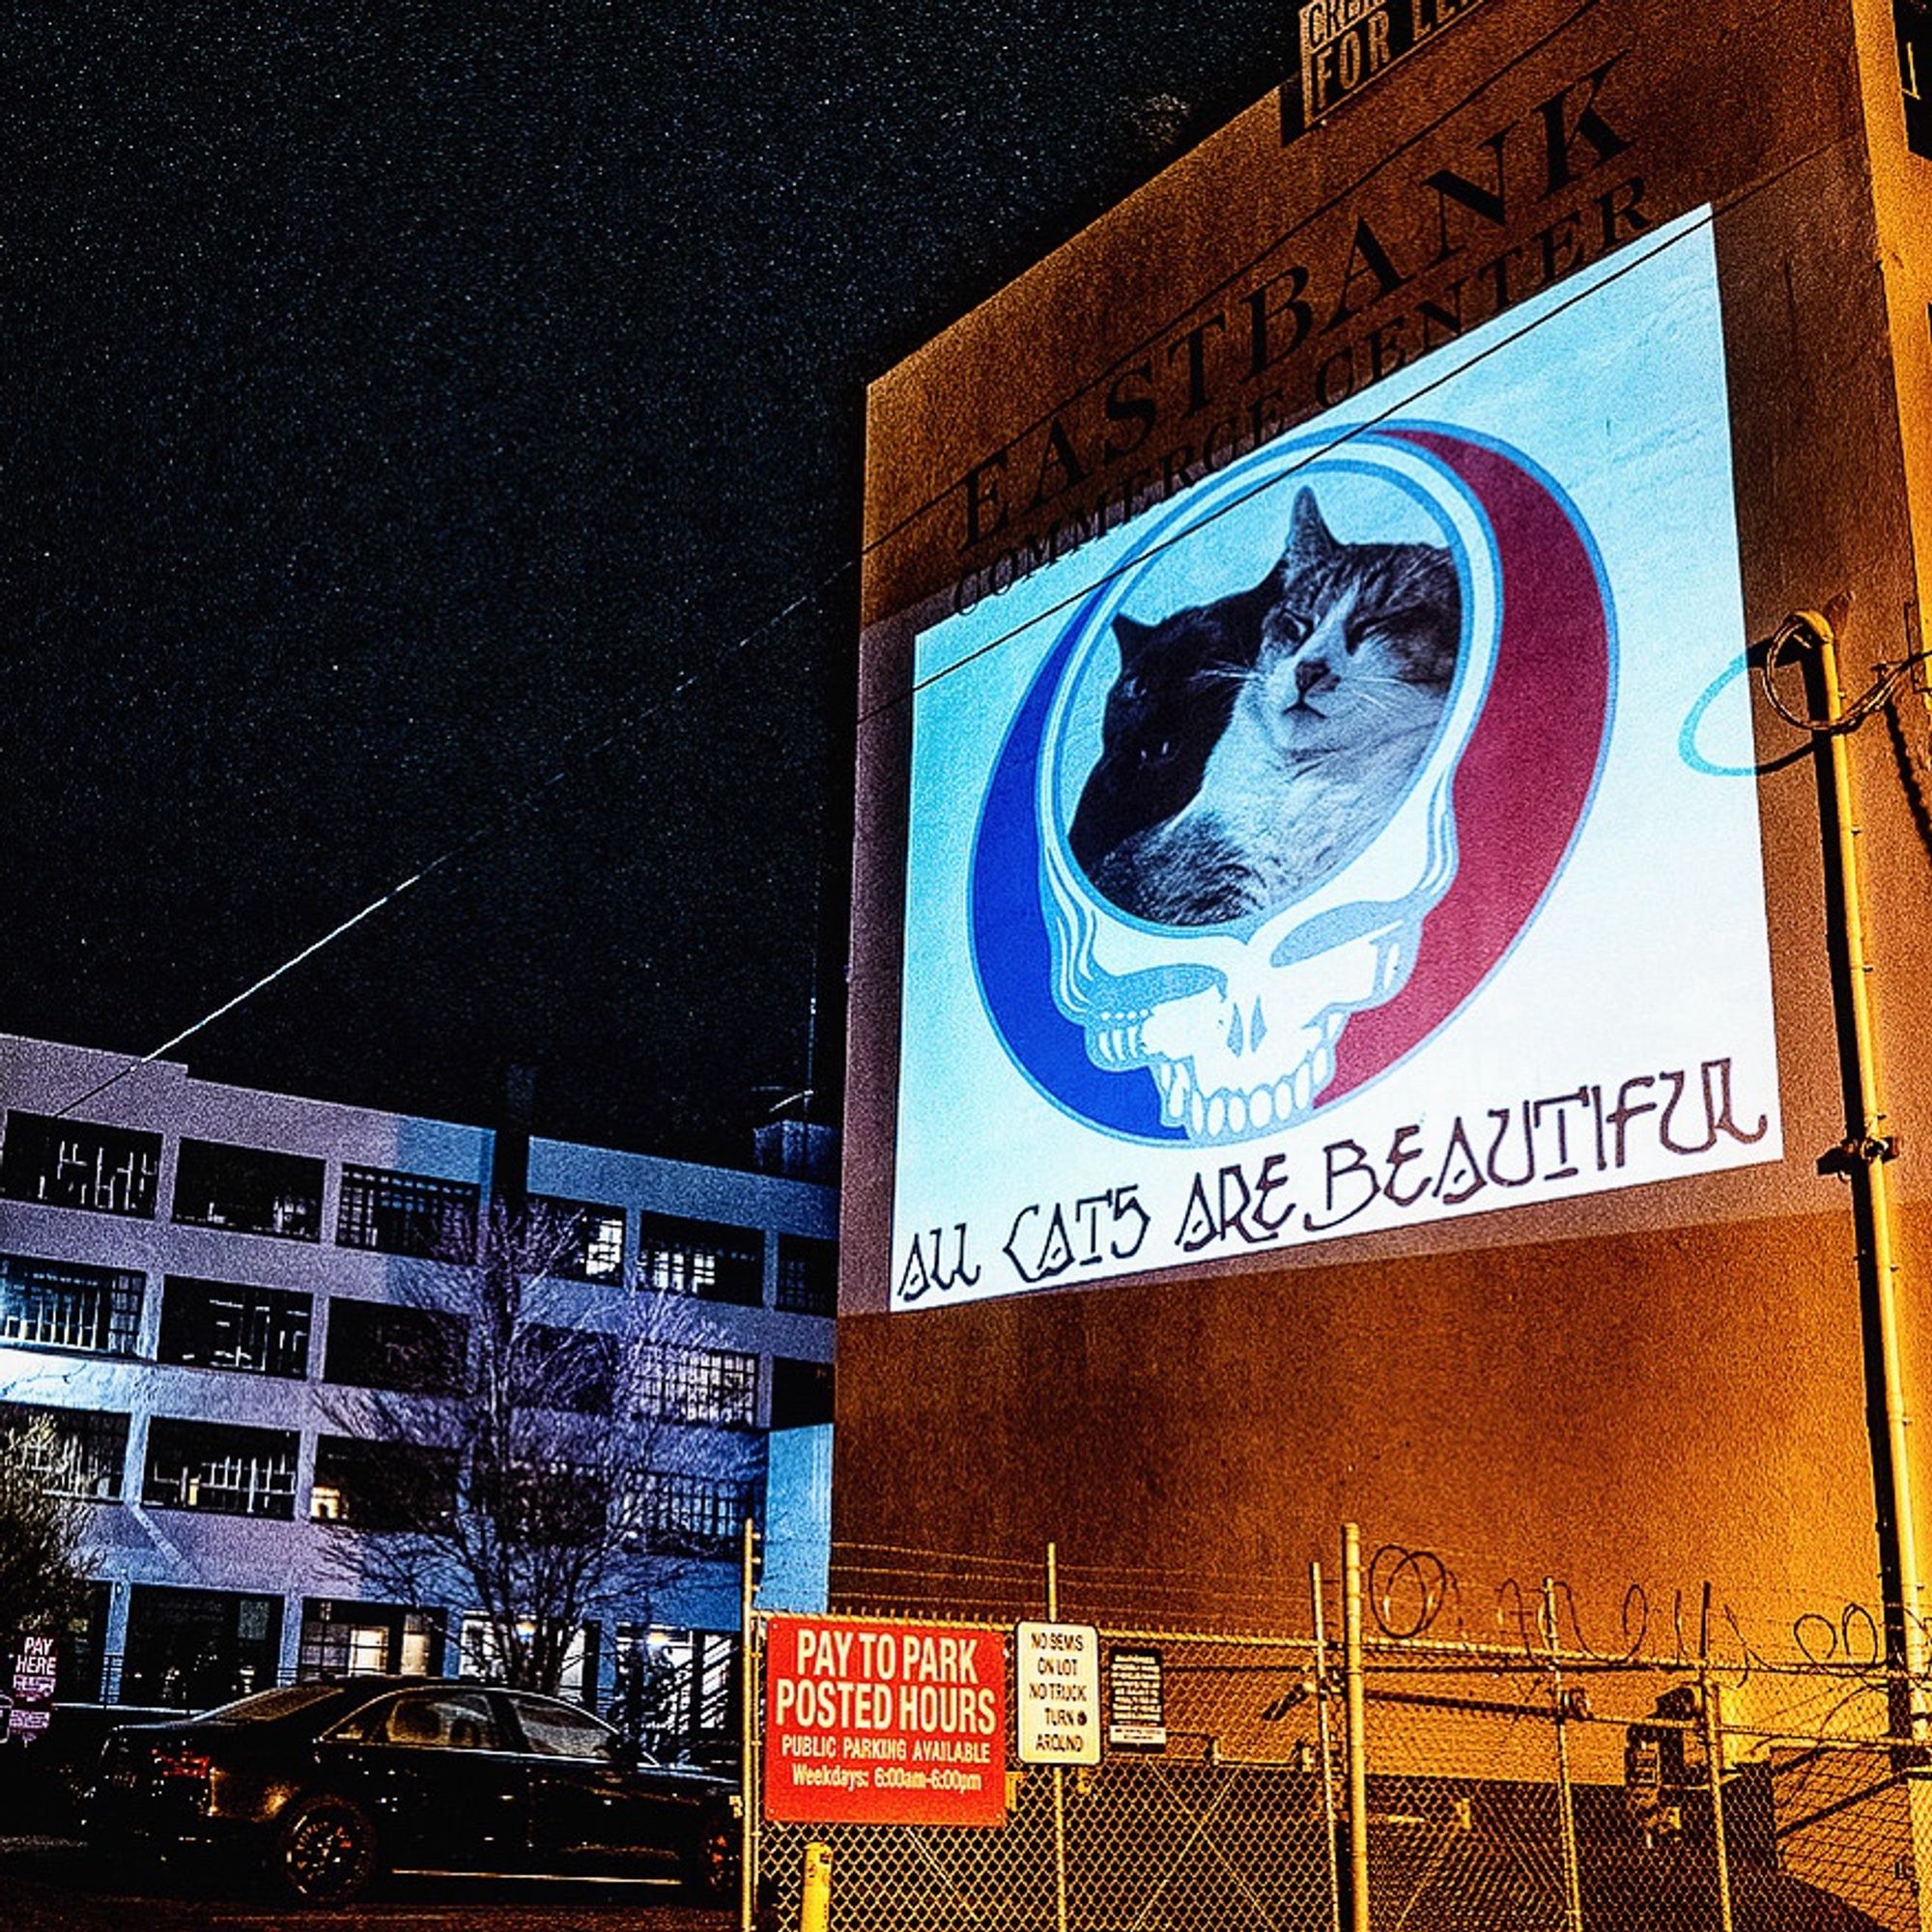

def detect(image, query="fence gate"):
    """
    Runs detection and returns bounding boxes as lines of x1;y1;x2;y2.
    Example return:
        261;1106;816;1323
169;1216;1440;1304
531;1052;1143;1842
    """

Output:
749;1617;1343;1932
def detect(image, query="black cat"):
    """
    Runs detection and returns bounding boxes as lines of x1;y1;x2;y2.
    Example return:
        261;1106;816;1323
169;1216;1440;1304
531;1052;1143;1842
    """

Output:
1076;490;1462;925
1066;564;1275;884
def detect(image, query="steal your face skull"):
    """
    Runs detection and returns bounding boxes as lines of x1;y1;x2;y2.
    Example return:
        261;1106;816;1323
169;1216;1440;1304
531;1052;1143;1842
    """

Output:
1037;434;1502;1146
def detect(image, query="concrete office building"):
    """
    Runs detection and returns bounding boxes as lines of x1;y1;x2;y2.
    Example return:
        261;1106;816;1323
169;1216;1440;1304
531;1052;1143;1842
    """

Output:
0;1033;836;1741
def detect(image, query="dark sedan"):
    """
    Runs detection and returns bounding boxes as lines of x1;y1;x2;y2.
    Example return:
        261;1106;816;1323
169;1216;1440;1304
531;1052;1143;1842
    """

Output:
84;1676;742;1906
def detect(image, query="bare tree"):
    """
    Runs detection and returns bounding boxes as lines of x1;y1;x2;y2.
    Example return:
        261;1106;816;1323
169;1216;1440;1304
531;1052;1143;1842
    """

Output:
0;1412;93;1641
318;1200;759;1696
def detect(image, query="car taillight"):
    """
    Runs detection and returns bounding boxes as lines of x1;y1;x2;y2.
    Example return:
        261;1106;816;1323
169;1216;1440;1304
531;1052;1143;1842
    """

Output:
151;1747;213;1782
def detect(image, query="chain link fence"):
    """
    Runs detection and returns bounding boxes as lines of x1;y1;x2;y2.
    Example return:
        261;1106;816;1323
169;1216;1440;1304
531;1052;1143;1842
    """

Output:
747;1545;1932;1932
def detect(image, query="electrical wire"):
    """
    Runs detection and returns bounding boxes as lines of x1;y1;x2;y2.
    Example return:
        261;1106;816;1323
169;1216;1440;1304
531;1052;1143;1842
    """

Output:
48;572;838;1120
46;118;1855;1119
1757;608;1932;738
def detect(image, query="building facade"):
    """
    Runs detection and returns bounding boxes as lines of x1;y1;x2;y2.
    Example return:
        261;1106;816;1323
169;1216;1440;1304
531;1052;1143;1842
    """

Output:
838;0;1932;1668
0;1033;836;1742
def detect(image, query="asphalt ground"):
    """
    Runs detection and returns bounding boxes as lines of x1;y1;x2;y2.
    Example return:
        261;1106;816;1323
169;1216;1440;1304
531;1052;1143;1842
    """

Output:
0;1837;740;1931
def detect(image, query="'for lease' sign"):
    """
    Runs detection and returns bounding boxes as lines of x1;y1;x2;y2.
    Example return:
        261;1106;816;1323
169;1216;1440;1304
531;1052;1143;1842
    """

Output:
763;1615;1008;1825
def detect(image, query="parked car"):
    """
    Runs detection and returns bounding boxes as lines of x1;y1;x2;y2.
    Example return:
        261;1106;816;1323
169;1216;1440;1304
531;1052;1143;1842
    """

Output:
84;1676;742;1906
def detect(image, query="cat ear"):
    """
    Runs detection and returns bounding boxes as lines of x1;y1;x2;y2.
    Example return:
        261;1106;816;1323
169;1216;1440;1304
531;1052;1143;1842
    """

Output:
1112;612;1152;656
1285;488;1337;558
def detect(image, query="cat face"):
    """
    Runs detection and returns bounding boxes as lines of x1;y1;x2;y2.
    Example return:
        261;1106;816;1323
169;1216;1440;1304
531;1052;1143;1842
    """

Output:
1244;489;1461;756
1067;572;1270;877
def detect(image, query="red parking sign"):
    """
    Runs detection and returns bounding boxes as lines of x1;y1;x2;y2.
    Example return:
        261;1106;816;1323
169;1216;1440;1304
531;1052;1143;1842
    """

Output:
763;1616;1008;1825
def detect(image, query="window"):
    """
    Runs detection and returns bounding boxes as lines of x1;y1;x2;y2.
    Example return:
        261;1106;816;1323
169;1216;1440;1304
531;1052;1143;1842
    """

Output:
337;1689;503;1751
507;1691;614;1758
0;1112;159;1218
644;1346;757;1427
324;1299;468;1393
771;1356;834;1430
0;1253;142;1356
637;1213;762;1305
0;1403;129;1498
456;1615;591;1698
526;1195;625;1283
172;1139;324;1241
310;1435;456;1530
158;1276;311;1378
335;1164;478;1260
201;1682;347;1722
473;1462;610;1546
644;1471;754;1554
513;1322;616;1414
122;1586;281;1710
776;1236;838;1316
143;1418;298;1519
298;1610;388;1678
298;1602;439;1679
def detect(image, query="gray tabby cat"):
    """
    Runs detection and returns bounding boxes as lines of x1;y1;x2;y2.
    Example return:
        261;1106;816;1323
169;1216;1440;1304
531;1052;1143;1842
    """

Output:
1089;488;1461;925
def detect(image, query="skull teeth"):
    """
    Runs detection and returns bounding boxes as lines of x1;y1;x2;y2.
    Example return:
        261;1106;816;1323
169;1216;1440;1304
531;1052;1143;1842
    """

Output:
1089;1011;1153;1068
1146;1037;1339;1145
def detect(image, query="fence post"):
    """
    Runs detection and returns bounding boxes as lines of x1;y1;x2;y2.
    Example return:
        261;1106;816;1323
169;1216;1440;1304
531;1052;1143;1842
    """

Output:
801;1841;833;1932
1048;1542;1070;1932
1313;1560;1343;1932
1702;1672;1734;1932
1544;1578;1585;1932
1344;1523;1370;1932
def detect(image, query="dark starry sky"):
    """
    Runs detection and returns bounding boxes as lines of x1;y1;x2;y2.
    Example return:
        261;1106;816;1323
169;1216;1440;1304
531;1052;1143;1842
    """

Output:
3;4;1292;1165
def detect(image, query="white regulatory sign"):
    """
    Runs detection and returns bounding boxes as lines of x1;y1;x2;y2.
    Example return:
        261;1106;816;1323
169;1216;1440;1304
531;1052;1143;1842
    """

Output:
1015;1620;1101;1766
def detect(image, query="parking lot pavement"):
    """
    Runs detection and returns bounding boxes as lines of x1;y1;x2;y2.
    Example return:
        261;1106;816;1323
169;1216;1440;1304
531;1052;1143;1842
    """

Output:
0;1838;740;1931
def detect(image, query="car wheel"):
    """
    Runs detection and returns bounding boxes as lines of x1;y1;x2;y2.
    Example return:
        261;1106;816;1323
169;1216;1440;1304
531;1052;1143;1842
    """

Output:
683;1804;741;1901
275;1792;380;1906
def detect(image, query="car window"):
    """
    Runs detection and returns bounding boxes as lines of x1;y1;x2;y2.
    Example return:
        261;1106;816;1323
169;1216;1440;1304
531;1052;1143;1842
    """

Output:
507;1692;616;1759
199;1683;345;1722
337;1690;503;1751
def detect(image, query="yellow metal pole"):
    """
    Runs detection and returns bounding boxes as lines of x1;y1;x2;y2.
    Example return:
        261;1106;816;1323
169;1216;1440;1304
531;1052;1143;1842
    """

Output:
1048;1542;1070;1932
1312;1561;1343;1932
1814;611;1927;1728
1702;1676;1734;1932
1543;1578;1583;1932
801;1841;832;1932
1343;1524;1369;1932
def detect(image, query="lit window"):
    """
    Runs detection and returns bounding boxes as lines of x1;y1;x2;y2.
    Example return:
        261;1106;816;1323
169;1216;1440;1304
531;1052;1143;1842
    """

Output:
309;1435;455;1530
172;1140;324;1241
158;1277;311;1378
143;1418;298;1519
636;1213;761;1305
643;1346;757;1426
0;1403;129;1498
0;1112;159;1218
526;1195;625;1283
0;1254;142;1356
336;1165;479;1260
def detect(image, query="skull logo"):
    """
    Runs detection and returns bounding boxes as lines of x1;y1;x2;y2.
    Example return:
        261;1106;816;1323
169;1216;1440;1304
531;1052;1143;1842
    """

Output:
1037;433;1502;1145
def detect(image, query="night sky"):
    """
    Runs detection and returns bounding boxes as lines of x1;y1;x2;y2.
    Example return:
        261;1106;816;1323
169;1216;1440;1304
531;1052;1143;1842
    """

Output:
4;5;1292;1165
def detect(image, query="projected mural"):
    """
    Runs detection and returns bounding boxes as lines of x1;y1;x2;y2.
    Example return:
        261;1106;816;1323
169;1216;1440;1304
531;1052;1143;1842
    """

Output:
892;210;1781;1309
